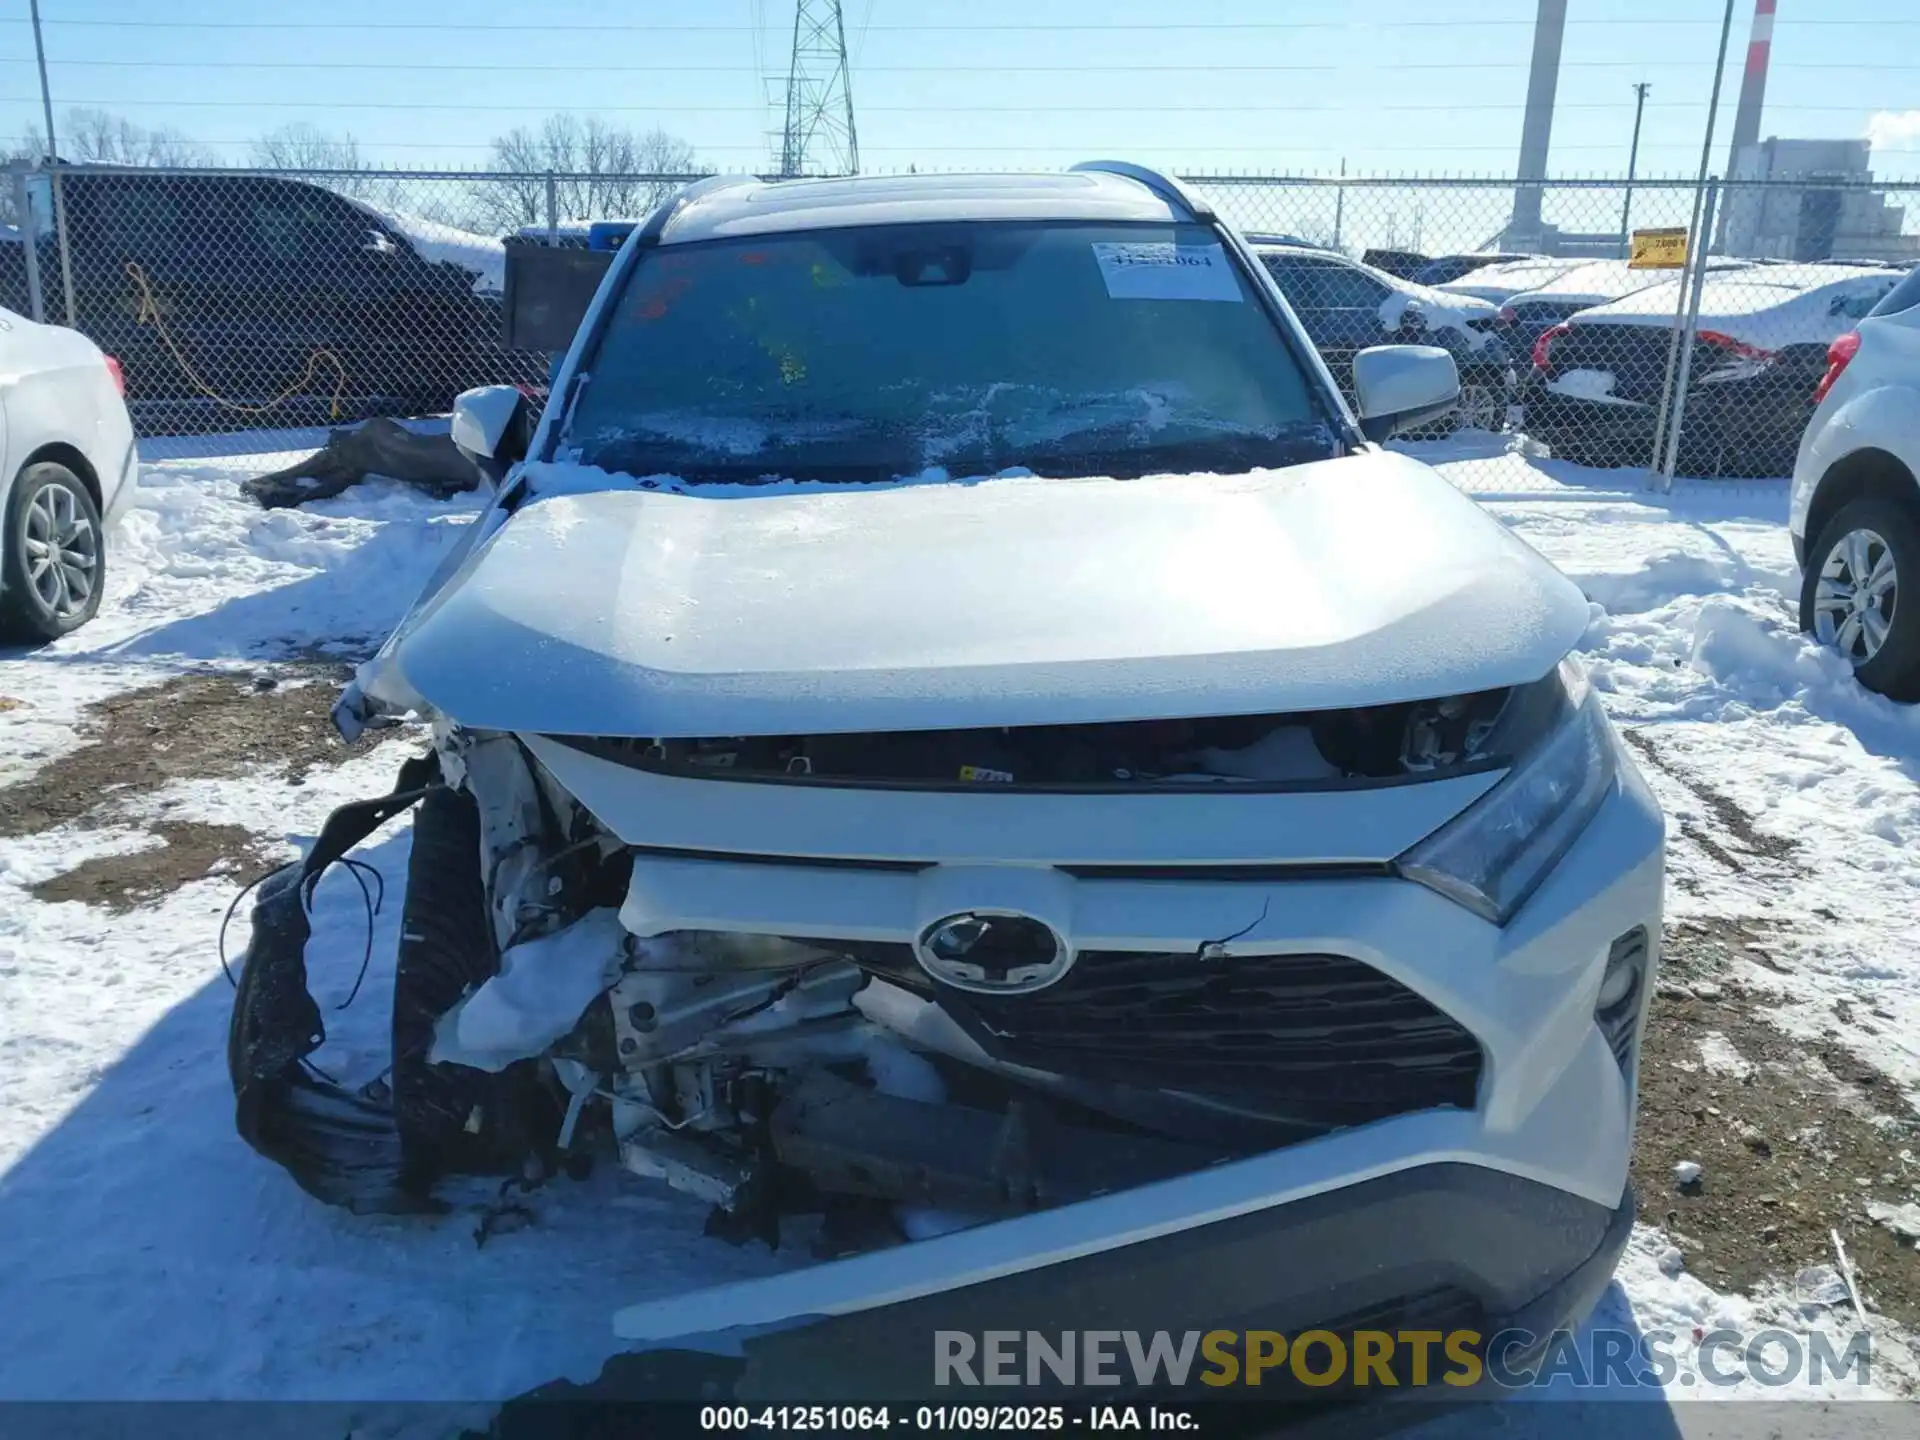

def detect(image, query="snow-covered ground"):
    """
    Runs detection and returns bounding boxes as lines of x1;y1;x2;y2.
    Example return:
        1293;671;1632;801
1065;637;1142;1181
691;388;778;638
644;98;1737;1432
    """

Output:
2;430;1917;1429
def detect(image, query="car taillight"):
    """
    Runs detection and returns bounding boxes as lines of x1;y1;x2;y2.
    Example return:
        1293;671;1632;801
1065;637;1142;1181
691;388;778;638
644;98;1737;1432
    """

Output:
1696;329;1775;362
1531;323;1569;371
103;355;125;395
1813;330;1860;404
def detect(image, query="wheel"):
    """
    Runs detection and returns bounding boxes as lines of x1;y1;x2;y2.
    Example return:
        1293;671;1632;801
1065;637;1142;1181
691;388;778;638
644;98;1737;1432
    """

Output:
1449;379;1505;435
391;784;559;1189
1800;496;1920;701
1;462;106;642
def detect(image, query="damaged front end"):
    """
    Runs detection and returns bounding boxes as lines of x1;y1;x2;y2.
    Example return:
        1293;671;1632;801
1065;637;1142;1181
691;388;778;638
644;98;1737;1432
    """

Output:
226;681;1525;1246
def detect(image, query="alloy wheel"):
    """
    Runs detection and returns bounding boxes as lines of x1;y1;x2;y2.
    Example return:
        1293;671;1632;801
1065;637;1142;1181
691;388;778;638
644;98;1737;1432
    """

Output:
1813;526;1898;665
22;481;100;620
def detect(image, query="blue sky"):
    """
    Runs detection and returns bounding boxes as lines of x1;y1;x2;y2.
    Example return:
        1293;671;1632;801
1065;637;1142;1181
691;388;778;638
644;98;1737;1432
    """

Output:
1;0;1916;180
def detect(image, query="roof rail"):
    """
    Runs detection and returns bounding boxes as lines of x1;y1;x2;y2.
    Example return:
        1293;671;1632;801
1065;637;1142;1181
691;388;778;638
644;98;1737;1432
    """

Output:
1069;161;1213;221
635;173;759;247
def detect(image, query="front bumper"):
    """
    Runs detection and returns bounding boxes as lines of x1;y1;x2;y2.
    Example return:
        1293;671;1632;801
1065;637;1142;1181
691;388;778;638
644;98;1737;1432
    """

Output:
540;1165;1635;1412
597;751;1663;1376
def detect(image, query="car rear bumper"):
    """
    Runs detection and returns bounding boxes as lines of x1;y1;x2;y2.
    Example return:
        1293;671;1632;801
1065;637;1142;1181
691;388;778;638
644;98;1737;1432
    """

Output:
1527;389;1657;463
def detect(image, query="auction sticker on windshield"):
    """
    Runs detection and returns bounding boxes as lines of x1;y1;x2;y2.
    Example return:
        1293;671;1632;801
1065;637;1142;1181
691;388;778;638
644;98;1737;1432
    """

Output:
1092;242;1242;302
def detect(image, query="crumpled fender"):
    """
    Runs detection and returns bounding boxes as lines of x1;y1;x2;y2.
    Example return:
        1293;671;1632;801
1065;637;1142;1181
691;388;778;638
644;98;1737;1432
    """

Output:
227;751;445;1214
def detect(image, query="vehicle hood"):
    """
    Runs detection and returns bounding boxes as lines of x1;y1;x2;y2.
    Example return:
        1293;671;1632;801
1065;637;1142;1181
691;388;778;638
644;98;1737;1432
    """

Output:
1570;268;1898;347
390;451;1590;737
1376;279;1501;346
347;199;505;295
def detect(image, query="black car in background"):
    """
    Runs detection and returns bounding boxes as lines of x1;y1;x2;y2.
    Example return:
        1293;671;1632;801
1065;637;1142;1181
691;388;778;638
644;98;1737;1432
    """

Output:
0;169;532;434
1253;243;1516;432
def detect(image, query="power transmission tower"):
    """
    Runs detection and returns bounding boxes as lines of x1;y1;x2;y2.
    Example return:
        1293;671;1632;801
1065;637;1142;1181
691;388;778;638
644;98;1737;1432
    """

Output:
780;0;859;178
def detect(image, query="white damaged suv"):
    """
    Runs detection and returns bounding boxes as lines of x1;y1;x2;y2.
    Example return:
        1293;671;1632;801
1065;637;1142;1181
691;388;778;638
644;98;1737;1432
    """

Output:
228;164;1664;1400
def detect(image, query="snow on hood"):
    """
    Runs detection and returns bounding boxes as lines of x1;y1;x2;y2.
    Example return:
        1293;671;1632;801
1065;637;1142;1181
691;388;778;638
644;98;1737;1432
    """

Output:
388;450;1590;737
1568;266;1901;348
1505;257;1756;310
349;200;505;295
1437;257;1584;303
1372;271;1502;348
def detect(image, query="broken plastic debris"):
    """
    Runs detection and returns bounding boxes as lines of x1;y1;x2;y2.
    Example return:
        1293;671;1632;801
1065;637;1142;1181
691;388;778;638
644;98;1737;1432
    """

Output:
1865;1200;1920;1242
428;908;626;1072
1674;1159;1704;1187
1795;1264;1850;1308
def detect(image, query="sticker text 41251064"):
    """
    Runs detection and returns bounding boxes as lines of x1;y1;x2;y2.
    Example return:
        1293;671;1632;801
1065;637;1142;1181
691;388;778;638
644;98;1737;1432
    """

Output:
1092;243;1243;303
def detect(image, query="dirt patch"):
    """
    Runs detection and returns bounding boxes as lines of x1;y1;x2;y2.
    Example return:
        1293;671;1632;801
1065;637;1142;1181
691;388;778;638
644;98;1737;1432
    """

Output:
0;667;367;841
1621;729;1805;873
1631;915;1920;1328
0;666;377;906
27;821;280;911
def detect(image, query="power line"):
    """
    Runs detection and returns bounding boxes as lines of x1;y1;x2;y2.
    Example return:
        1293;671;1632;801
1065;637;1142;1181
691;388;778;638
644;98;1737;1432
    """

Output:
4;133;1912;157
11;56;1920;73
4;95;1909;115
13;14;1920;29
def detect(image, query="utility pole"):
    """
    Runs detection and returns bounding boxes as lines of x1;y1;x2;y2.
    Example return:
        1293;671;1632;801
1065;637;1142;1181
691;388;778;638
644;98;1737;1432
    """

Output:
1333;157;1345;249
1619;82;1651;255
1650;0;1739;488
780;0;859;179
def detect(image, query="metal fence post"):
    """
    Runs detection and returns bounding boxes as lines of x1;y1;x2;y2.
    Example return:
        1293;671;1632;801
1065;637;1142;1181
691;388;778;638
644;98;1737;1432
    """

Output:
10;162;45;322
545;171;559;244
1658;178;1722;489
49;166;75;327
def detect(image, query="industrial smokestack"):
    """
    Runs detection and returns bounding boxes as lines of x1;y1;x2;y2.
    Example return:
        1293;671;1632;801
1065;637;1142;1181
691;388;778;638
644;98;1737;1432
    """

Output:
1726;0;1776;170
1510;0;1570;246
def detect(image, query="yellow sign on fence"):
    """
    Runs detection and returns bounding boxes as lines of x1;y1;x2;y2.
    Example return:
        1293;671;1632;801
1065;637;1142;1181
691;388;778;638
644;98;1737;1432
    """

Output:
1629;227;1689;269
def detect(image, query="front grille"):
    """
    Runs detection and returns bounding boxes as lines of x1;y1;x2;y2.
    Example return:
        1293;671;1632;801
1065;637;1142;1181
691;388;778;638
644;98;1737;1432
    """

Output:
944;949;1482;1126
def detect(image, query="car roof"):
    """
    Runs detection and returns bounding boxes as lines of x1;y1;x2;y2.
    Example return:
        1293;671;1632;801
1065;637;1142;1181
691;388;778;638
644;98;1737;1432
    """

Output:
656;170;1190;244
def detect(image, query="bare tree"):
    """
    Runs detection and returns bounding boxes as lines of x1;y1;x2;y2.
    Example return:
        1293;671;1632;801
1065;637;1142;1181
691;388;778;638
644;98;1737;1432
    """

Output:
467;114;703;235
249;123;364;174
32;107;212;167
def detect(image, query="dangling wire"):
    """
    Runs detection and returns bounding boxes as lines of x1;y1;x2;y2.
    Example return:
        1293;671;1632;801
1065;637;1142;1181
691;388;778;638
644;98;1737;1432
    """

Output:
302;855;387;1012
217;868;276;990
218;853;389;1015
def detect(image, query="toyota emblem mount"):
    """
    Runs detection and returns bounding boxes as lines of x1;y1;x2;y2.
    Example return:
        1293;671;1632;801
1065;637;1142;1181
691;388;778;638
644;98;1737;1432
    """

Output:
914;910;1074;995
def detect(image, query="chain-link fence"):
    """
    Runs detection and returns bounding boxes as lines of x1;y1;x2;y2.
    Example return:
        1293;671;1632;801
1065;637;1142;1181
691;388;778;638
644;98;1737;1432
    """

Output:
3;161;1916;491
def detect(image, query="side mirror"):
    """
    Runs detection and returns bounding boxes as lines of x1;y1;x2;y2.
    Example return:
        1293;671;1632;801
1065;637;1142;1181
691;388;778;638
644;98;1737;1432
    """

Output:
1352;345;1461;442
451;385;531;483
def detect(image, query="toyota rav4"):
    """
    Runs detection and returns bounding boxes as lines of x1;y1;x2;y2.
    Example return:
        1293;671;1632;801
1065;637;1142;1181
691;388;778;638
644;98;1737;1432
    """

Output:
227;163;1664;1403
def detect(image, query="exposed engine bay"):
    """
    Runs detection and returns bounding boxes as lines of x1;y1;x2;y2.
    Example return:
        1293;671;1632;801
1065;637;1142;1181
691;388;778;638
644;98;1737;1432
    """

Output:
227;703;1496;1256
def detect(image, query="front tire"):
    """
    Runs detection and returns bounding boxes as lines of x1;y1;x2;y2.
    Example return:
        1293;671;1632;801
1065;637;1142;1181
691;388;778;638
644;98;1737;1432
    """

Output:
1801;496;1920;701
1;462;106;642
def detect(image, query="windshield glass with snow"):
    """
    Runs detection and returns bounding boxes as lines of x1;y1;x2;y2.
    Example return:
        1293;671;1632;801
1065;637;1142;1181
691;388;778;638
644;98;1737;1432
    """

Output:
561;221;1337;484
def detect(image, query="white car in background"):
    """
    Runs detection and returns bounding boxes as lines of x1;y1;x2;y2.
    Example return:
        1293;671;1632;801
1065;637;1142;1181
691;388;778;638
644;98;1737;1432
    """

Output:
1435;255;1586;306
1528;264;1902;478
0;306;138;642
1791;262;1920;699
1500;256;1760;357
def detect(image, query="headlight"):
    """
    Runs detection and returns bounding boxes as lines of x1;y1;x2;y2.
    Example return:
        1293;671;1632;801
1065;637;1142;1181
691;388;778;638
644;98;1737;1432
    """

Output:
1396;658;1617;925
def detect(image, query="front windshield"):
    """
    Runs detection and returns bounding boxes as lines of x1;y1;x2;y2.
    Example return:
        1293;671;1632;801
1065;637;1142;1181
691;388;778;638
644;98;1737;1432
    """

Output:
561;220;1339;484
